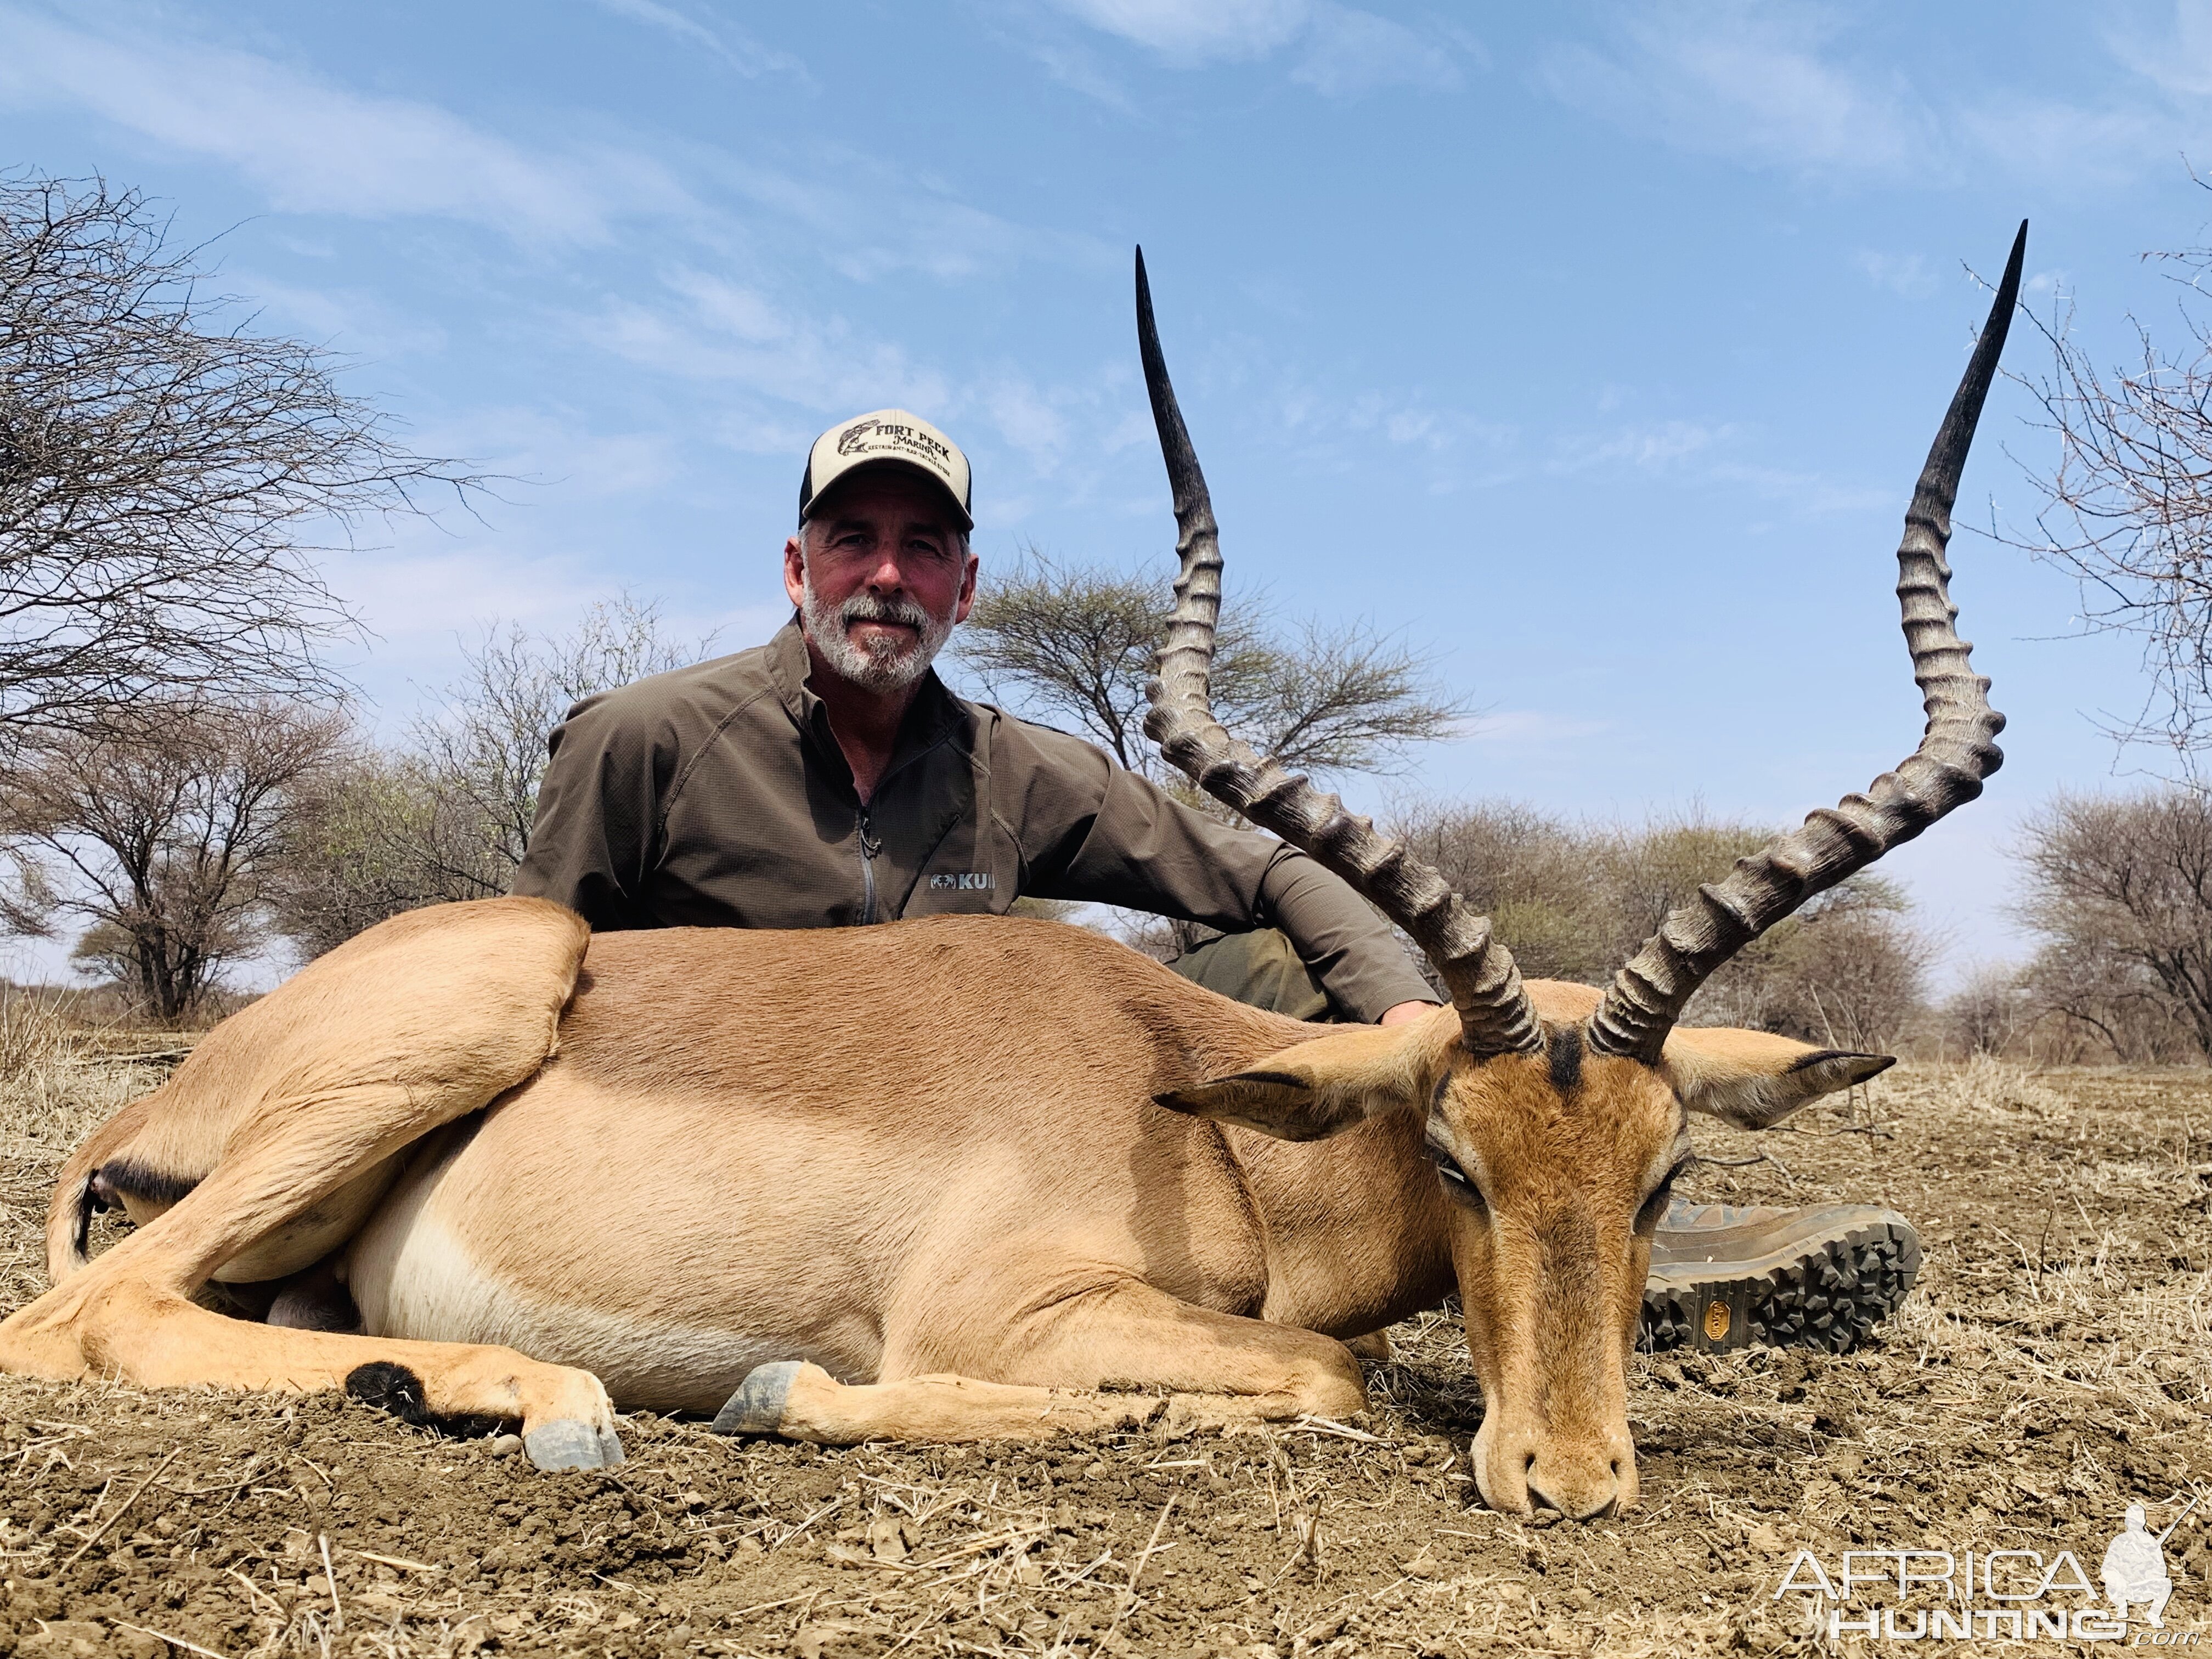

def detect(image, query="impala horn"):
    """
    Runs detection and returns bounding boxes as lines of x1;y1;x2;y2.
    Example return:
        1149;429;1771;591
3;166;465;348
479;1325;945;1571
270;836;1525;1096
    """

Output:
1587;222;2025;1063
1135;247;1541;1057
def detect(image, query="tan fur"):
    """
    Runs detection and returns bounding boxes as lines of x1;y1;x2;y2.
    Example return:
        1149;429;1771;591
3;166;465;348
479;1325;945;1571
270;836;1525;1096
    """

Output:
5;900;615;1450
2;902;1877;1509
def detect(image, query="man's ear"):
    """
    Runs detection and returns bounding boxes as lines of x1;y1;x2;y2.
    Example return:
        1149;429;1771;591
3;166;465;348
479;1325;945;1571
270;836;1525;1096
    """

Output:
1659;1025;1895;1131
782;537;808;610
1154;1015;1451;1143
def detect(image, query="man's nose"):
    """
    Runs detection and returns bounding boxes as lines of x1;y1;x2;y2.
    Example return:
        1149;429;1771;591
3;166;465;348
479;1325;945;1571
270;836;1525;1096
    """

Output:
862;551;909;592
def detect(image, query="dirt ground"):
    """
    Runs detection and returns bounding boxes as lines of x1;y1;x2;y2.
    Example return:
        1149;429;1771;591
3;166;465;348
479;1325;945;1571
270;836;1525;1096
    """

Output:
3;1046;2209;1657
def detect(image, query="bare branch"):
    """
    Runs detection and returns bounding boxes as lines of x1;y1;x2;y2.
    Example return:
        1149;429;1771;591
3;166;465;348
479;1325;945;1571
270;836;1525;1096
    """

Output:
0;170;481;746
266;595;713;957
2000;204;2212;763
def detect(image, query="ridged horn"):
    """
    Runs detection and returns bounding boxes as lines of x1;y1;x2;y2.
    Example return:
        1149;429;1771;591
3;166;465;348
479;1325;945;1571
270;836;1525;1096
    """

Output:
1588;222;2024;1063
1133;247;1541;1057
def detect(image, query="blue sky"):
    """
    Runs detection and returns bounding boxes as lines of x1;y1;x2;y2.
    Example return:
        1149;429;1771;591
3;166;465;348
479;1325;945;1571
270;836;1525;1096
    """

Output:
3;0;2208;984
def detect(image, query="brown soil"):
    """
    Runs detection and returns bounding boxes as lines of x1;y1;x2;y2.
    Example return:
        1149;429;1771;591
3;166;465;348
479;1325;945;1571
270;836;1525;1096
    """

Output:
3;1057;2209;1656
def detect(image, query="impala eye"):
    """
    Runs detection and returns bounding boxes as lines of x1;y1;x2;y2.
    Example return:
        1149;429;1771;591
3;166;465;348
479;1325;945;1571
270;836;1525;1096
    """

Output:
1428;1148;1487;1211
1635;1157;1694;1234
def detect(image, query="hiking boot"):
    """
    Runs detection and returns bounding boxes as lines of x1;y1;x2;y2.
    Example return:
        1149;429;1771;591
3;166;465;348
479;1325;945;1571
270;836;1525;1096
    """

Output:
1640;1201;1921;1355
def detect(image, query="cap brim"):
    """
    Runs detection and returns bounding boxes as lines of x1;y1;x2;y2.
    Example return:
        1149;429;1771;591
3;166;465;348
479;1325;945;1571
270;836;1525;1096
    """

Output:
806;458;974;533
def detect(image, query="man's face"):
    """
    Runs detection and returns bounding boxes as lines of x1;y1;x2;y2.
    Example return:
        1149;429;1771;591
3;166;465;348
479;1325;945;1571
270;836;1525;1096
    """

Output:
784;470;977;695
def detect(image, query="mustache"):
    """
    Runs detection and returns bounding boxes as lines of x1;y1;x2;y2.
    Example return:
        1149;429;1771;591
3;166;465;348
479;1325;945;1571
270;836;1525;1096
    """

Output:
838;593;932;631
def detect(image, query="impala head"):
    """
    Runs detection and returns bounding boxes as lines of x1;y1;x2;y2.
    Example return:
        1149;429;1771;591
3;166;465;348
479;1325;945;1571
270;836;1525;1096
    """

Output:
1136;227;2023;1518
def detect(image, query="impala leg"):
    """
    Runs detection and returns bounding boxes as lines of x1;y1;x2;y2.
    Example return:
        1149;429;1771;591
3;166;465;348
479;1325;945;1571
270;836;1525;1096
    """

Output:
0;904;614;1469
0;1103;625;1471
4;1271;621;1470
719;1280;1367;1445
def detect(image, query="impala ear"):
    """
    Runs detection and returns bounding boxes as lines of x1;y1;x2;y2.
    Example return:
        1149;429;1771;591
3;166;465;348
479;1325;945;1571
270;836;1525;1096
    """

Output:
1658;1025;1895;1131
1154;1016;1449;1143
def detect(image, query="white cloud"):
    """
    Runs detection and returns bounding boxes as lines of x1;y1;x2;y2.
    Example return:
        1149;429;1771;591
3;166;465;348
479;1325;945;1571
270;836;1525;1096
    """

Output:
1854;250;1939;300
1291;5;1458;96
1537;3;1929;179
228;272;450;358
319;512;788;716
585;0;810;82
1537;0;2205;191
1015;38;1147;113
583;269;955;416
0;5;694;244
1454;710;1609;744
1046;0;1460;95
1546;420;1887;512
438;409;680;500
1950;97;2175;191
695;142;1110;285
2106;0;2212;97
1048;0;1310;64
1556;420;1732;474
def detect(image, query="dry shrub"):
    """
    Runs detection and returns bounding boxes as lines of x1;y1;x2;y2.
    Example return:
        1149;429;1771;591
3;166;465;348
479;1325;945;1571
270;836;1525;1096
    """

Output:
1941;1049;2072;1119
1393;800;1932;1047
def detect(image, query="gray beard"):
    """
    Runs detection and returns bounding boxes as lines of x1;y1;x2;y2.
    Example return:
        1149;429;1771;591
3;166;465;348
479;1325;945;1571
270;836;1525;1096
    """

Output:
801;573;955;695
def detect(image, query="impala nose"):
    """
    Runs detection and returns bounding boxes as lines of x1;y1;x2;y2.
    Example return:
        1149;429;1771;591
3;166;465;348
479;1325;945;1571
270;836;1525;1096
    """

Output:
1525;1452;1629;1522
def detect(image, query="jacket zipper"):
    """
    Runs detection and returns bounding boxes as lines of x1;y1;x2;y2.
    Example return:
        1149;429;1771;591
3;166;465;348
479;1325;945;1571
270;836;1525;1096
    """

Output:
857;806;881;924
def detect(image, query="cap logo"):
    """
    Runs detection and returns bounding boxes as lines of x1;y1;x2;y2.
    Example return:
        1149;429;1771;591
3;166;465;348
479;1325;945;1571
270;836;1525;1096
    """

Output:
836;417;953;471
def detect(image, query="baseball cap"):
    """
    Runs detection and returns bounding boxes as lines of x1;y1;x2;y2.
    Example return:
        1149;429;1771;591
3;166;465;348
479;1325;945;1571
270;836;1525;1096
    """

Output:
799;409;973;532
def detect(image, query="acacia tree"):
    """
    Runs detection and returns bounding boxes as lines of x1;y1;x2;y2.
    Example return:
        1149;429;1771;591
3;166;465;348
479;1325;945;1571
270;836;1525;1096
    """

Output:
958;550;1468;953
0;172;473;747
268;596;710;957
2015;787;2212;1060
957;549;1468;787
0;699;348;1021
405;594;710;896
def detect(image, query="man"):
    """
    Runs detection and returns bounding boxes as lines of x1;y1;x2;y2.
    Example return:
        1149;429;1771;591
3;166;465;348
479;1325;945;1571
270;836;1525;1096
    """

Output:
516;408;1920;1354
516;409;1435;1026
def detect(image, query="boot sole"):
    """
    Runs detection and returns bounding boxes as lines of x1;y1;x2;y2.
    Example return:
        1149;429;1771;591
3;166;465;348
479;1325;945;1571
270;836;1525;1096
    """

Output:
1639;1214;1921;1355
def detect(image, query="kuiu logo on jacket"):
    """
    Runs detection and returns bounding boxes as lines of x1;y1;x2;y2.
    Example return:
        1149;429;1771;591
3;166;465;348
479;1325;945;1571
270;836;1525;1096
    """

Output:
928;872;995;891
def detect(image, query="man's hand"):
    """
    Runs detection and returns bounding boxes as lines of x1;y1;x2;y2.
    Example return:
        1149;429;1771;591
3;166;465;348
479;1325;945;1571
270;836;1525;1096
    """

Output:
1378;1001;1439;1028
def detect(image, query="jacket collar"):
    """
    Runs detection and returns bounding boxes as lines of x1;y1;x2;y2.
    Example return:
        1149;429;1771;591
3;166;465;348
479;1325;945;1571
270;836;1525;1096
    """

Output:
766;617;966;787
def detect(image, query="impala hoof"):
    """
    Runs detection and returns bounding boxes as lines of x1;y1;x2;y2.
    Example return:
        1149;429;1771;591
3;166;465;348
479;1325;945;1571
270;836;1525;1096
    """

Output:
523;1418;624;1471
713;1360;802;1436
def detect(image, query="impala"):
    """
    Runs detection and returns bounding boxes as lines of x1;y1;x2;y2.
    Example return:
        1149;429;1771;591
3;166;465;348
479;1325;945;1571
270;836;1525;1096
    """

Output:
0;226;2023;1519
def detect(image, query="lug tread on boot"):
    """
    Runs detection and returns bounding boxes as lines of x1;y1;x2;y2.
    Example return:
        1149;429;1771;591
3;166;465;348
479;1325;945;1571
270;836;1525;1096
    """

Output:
1638;1207;1922;1356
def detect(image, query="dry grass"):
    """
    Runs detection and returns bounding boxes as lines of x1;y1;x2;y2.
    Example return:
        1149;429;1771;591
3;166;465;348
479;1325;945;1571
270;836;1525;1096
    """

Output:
0;992;178;1317
2;1055;2210;1657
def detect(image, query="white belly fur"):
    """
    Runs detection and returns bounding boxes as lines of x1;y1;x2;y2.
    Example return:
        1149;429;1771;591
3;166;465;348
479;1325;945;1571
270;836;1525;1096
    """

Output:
345;1130;808;1413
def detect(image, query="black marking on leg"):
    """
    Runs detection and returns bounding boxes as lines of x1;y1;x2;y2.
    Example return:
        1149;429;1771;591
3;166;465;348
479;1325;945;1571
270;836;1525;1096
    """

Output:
347;1361;433;1425
343;1362;505;1440
91;1158;201;1209
70;1175;94;1263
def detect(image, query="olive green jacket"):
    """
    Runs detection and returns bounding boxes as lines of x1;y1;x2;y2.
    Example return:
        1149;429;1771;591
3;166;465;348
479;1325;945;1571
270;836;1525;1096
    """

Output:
512;621;1437;1022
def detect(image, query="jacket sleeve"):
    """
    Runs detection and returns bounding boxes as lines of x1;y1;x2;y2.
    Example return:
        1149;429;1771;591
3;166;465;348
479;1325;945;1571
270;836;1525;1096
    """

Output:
1011;726;1438;1022
510;690;674;931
